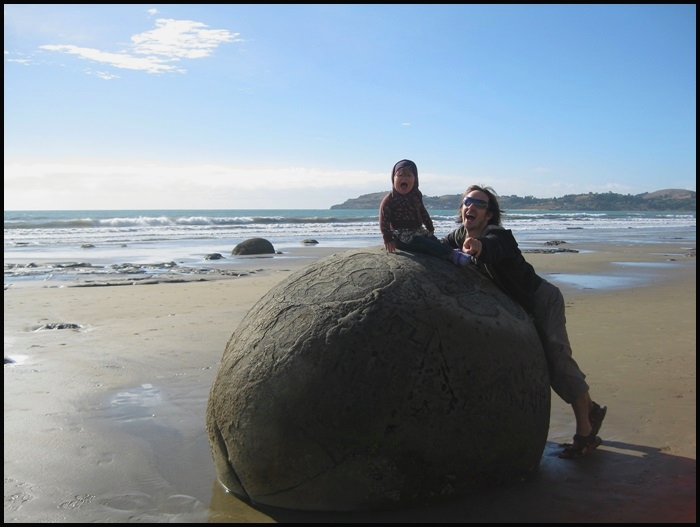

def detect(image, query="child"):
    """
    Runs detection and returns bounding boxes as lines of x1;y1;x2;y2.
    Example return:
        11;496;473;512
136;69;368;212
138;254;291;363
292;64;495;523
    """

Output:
379;159;471;266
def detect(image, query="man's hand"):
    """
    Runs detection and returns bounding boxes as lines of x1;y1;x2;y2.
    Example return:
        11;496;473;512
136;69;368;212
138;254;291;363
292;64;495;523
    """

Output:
385;241;397;253
462;237;482;257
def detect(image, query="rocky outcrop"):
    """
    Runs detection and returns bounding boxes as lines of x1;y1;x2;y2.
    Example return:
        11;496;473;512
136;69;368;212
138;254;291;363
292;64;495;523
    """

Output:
206;246;550;512
331;189;696;211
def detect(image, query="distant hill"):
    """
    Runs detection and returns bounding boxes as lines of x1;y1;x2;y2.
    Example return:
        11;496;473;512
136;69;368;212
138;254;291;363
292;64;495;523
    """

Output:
330;189;696;212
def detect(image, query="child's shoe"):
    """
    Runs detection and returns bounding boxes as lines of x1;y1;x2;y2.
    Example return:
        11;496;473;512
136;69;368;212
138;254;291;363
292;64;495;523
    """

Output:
451;249;472;267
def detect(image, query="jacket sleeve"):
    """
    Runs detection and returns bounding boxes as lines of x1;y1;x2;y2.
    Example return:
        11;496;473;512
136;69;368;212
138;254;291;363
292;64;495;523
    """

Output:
418;201;435;234
378;195;394;244
440;226;465;249
478;228;521;263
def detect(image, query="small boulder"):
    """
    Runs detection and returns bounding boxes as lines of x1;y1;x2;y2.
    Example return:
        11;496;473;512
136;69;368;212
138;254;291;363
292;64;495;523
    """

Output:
232;238;275;256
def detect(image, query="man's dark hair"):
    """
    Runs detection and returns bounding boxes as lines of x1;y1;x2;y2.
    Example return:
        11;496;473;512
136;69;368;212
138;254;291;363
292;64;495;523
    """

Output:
462;184;503;226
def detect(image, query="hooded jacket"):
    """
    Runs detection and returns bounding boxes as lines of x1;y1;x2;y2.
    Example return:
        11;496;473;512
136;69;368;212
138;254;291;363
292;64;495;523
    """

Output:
378;160;435;245
441;224;543;313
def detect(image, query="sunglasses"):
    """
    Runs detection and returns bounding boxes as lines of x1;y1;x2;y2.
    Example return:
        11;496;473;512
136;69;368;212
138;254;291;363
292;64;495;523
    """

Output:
463;196;489;209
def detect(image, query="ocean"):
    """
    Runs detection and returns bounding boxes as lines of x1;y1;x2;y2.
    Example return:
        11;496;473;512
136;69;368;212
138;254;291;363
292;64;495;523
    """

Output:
4;208;696;285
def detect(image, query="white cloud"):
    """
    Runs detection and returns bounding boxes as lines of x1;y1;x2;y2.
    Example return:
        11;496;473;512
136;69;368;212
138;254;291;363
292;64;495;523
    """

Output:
131;19;241;60
4;159;687;211
39;44;182;74
3;160;387;210
91;70;120;80
36;18;242;76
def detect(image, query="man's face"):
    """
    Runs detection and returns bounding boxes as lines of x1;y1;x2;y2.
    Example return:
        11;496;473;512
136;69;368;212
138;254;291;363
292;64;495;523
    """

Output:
461;190;493;231
393;168;415;195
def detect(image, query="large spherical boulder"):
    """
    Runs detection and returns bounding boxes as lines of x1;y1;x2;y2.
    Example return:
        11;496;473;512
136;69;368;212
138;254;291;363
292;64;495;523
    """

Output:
206;246;550;512
232;237;275;255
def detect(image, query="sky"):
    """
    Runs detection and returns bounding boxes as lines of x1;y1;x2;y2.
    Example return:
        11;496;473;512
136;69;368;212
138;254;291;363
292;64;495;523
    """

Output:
4;4;697;210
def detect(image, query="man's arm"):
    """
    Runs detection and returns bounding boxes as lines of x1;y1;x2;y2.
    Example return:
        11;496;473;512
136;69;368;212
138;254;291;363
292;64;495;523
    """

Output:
440;226;465;249
475;228;521;263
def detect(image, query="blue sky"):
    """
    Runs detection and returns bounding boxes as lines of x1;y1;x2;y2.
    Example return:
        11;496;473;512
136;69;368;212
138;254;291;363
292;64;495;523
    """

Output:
4;4;696;210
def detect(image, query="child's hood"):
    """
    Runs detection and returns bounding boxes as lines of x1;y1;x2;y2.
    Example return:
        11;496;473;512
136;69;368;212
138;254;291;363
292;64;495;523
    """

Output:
391;159;419;189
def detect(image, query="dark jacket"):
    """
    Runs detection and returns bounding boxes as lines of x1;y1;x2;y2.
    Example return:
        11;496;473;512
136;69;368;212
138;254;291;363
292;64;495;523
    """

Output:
379;191;434;244
441;224;542;313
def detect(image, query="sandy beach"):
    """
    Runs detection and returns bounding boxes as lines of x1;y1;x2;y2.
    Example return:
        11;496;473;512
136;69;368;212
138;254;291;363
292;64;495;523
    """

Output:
4;241;696;523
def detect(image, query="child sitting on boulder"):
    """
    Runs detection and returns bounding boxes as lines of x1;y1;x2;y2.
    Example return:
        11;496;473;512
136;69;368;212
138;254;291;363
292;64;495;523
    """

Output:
379;159;471;266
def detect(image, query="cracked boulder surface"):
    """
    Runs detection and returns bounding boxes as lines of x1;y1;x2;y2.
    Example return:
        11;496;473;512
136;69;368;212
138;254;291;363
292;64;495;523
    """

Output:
206;246;550;512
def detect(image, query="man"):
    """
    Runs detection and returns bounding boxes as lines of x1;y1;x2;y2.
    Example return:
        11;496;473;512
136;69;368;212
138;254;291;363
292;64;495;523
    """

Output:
441;184;607;459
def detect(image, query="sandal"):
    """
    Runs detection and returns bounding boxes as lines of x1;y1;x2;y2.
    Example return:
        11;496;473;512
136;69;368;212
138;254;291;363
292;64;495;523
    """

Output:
558;402;607;459
558;433;602;459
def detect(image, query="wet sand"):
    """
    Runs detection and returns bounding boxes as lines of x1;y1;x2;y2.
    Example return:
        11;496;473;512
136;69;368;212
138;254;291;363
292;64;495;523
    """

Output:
3;242;696;523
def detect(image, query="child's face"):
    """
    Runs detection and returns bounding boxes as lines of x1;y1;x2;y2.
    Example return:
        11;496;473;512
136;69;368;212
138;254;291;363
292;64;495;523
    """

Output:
393;168;415;195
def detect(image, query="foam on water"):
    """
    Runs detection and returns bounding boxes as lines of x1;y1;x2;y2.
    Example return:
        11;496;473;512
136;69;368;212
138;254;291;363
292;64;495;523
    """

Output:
5;208;695;285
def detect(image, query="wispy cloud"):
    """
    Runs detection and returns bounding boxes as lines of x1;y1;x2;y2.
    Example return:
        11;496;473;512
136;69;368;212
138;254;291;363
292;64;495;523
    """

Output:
3;160;387;209
39;43;183;74
36;18;242;76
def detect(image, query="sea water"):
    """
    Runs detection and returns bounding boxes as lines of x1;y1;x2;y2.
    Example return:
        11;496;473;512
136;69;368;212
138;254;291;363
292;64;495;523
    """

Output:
4;208;696;285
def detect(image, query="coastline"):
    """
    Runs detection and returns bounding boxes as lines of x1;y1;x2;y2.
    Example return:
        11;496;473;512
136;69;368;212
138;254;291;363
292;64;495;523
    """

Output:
4;241;696;522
